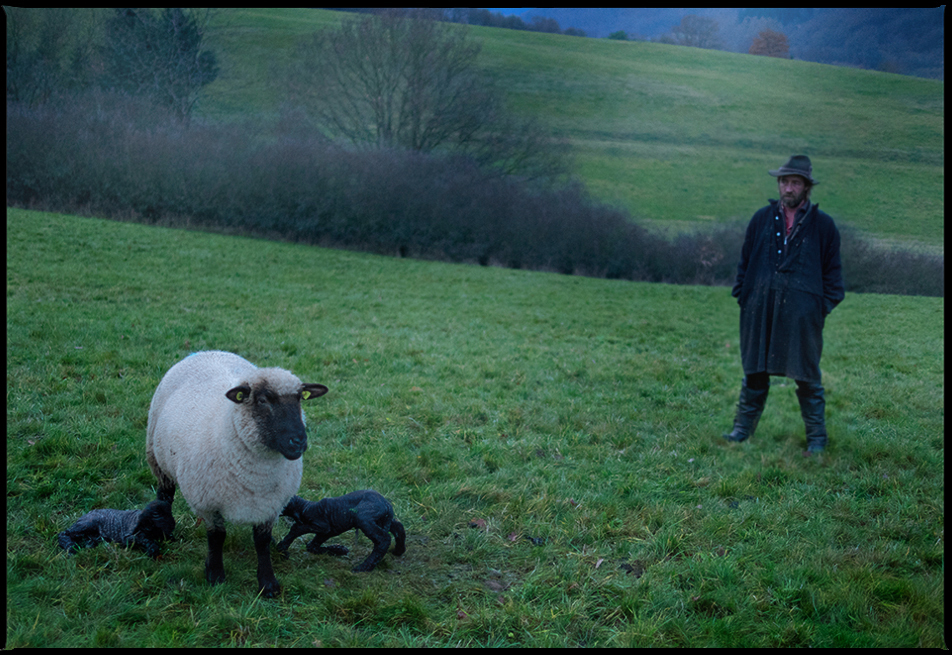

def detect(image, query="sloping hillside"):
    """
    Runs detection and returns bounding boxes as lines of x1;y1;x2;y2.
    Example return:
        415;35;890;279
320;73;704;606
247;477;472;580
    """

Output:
209;9;944;246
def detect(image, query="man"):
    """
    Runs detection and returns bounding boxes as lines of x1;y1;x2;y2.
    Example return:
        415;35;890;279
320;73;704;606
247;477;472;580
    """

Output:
724;155;845;453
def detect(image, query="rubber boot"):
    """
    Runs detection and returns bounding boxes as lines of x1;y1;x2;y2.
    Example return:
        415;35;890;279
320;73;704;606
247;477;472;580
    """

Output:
722;378;769;442
796;381;827;453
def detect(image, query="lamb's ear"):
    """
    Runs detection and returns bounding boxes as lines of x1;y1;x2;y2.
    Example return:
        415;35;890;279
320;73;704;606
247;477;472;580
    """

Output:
226;384;252;404
301;384;329;400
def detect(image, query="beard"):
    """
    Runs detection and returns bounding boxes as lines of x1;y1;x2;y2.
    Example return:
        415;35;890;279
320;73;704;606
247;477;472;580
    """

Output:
781;187;809;208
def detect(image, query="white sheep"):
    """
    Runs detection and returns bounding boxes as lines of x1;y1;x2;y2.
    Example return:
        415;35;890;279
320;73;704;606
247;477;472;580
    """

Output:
146;350;328;597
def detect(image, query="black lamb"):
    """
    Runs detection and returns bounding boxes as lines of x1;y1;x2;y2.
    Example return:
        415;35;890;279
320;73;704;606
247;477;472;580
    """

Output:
57;500;174;558
276;490;406;572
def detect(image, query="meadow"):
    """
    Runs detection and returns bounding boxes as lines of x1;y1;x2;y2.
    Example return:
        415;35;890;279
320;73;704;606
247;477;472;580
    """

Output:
201;9;944;250
6;208;944;647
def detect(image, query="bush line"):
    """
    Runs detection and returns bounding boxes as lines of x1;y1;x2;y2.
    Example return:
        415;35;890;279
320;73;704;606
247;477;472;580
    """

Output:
6;97;942;296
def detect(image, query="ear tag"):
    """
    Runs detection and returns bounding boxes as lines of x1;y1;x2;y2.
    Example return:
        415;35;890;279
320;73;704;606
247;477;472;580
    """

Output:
302;390;312;400
235;391;245;402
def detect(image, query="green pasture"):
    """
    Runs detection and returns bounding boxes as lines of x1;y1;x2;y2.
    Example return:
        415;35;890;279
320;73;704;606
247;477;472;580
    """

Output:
6;209;944;647
199;9;943;248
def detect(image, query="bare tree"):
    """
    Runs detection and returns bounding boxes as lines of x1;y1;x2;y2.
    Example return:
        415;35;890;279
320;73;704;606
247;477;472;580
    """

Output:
286;10;489;151
283;10;566;180
668;15;723;50
749;29;790;58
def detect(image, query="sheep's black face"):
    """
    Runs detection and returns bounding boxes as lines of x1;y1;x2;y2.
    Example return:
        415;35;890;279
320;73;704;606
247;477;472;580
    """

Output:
260;394;309;460
226;381;328;460
226;384;307;460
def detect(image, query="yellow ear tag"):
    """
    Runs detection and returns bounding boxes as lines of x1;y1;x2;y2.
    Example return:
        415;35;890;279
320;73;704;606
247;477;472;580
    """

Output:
302;390;311;400
236;391;244;401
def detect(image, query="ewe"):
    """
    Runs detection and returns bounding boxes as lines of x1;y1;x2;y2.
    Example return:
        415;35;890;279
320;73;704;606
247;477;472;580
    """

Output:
146;350;328;597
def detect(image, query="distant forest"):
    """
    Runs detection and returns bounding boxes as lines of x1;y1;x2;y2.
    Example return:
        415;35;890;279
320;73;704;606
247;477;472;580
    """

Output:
338;8;945;80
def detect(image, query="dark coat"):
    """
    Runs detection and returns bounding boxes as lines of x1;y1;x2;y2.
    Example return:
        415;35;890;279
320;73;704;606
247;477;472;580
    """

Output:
731;200;844;383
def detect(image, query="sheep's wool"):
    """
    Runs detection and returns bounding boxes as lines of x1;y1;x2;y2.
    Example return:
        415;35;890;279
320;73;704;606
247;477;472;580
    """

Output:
147;351;305;525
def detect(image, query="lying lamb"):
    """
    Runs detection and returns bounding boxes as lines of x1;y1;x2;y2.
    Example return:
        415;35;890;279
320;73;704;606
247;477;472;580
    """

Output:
146;350;328;597
276;490;406;572
57;499;174;558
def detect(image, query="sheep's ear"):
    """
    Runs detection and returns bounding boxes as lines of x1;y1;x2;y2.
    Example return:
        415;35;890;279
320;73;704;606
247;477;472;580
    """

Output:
226;384;252;404
301;384;329;400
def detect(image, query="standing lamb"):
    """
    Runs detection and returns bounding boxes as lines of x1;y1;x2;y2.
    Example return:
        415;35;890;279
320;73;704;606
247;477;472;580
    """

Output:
146;350;328;597
276;490;407;572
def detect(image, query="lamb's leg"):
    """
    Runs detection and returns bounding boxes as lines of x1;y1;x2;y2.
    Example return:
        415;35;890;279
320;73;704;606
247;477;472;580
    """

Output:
57;531;79;554
305;534;349;557
253;522;281;598
57;516;104;554
204;514;226;585
133;533;162;558
275;523;311;556
351;520;391;572
390;519;407;556
58;528;99;554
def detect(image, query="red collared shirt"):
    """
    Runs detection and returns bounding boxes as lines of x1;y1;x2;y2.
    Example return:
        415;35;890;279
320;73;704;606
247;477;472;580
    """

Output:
783;200;810;237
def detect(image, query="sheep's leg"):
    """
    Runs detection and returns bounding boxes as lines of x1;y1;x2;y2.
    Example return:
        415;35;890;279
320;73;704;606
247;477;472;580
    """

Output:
351;520;391;572
148;450;177;505
253;522;281;598
204;514;227;585
155;474;176;506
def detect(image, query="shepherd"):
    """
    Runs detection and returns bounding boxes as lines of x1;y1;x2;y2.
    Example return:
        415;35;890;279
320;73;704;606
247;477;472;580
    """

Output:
724;155;845;454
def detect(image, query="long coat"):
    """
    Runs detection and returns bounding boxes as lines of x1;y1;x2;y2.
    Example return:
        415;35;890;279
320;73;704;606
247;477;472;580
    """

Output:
731;199;845;383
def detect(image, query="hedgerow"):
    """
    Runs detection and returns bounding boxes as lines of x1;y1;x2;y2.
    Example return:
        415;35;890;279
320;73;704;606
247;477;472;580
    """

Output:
6;95;941;296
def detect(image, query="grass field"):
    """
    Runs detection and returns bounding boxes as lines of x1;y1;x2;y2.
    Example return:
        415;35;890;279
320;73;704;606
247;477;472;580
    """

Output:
199;9;944;249
6;208;944;647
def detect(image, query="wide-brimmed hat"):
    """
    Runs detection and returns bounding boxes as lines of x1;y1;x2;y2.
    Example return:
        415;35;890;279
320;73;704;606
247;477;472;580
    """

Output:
769;154;818;185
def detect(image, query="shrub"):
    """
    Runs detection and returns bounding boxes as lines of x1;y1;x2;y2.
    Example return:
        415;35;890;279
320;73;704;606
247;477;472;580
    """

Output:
5;97;942;296
838;224;943;297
